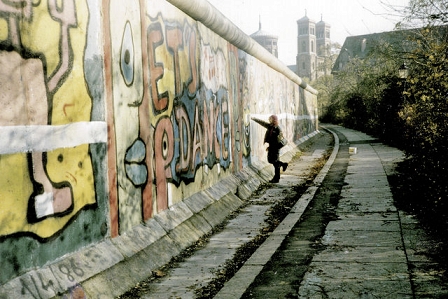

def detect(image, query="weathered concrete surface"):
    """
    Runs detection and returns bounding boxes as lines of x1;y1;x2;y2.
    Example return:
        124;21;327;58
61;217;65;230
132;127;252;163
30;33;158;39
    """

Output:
214;131;338;299
0;131;321;299
297;126;411;299
5;127;448;298
239;126;446;298
141;132;333;299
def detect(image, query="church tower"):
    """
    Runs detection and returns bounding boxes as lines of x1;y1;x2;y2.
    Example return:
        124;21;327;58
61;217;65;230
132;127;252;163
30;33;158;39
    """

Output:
316;15;331;56
316;15;331;77
296;12;331;80
296;12;317;80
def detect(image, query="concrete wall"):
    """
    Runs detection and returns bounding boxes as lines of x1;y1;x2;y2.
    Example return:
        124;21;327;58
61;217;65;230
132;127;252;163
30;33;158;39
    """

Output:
0;0;317;296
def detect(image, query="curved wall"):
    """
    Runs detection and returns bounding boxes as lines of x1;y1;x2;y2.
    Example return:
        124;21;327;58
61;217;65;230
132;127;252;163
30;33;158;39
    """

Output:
0;0;318;294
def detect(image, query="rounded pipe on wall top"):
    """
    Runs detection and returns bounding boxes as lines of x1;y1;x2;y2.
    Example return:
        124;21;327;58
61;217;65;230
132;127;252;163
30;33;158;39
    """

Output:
166;0;318;95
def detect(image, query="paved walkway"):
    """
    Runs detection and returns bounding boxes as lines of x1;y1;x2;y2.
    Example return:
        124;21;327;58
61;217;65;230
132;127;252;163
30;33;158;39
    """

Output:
220;125;448;298
297;126;412;298
138;131;333;299
124;125;448;298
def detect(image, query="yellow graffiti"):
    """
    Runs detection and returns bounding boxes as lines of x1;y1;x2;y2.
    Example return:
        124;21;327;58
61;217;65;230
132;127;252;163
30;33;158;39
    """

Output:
145;11;200;126
0;19;7;41
0;154;33;237
0;0;95;239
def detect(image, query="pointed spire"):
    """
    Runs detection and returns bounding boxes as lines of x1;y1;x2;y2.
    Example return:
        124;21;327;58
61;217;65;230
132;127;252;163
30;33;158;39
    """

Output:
321;14;323;21
259;15;261;30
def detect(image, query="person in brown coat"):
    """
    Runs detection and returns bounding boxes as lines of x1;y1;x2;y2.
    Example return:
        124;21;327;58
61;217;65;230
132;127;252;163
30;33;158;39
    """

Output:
252;115;288;183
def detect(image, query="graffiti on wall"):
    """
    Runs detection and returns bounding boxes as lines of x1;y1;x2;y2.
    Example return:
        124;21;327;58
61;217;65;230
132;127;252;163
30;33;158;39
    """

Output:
147;14;233;201
105;0;242;235
0;0;103;239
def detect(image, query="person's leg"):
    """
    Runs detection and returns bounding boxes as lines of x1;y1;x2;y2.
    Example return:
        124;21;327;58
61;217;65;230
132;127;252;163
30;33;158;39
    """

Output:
268;149;283;183
270;161;281;183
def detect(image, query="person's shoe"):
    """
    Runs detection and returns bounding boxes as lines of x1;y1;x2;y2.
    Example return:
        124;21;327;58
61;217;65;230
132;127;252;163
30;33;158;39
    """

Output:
269;178;279;183
282;163;288;172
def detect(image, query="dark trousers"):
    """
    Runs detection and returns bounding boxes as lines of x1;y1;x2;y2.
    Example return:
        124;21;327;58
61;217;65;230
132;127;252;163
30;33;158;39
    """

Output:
268;149;285;182
273;161;281;180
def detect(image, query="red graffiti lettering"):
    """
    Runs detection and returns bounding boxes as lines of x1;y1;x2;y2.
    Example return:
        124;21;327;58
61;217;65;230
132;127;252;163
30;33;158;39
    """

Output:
166;26;183;96
221;94;229;160
147;23;168;112
192;102;203;169
175;105;191;173
154;117;173;212
202;98;215;156
187;27;198;94
214;100;221;159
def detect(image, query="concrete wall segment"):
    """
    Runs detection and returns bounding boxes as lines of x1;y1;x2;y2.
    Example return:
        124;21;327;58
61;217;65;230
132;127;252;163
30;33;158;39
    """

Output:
0;0;319;295
165;0;317;95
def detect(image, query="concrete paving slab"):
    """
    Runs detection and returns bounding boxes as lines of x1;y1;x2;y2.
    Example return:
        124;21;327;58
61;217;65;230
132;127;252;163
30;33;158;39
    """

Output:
83;247;160;297
152;273;214;287
344;173;389;181
321;230;403;247
183;191;214;214
183;252;235;265
338;191;395;201
343;180;390;189
153;201;194;231
337;200;397;213
142;234;183;268
234;168;264;200
412;263;448;298
336;212;397;221
312;246;407;263
346;168;385;175
341;185;393;193
165;219;208;249
305;261;410;280
215;193;245;212
204;176;239;200
237;178;262;200
50;239;124;294
249;164;273;182
143;285;195;299
213;265;265;299
111;221;166;258
325;218;400;232
196;203;234;228
208;233;254;243
188;212;215;234
0;267;60;299
298;272;413;299
244;235;285;265
280;175;306;187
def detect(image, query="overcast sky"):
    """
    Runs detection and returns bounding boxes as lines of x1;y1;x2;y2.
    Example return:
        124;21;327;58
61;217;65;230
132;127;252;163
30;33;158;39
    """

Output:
207;0;409;65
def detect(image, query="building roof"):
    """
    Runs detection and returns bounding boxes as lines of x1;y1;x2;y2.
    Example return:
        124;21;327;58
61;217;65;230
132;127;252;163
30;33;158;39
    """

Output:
316;14;330;27
297;15;315;24
331;30;410;73
316;20;330;27
250;21;278;38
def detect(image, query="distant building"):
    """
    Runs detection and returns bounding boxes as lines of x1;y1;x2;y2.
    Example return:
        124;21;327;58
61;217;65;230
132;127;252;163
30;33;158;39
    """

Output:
332;27;448;74
296;13;332;80
332;30;408;74
250;18;278;58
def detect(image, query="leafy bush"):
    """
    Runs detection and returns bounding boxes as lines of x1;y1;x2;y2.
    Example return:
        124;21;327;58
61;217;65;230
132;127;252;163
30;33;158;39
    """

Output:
321;0;448;231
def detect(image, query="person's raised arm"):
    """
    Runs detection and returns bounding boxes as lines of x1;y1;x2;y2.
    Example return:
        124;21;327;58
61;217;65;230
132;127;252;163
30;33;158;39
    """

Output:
251;117;269;128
